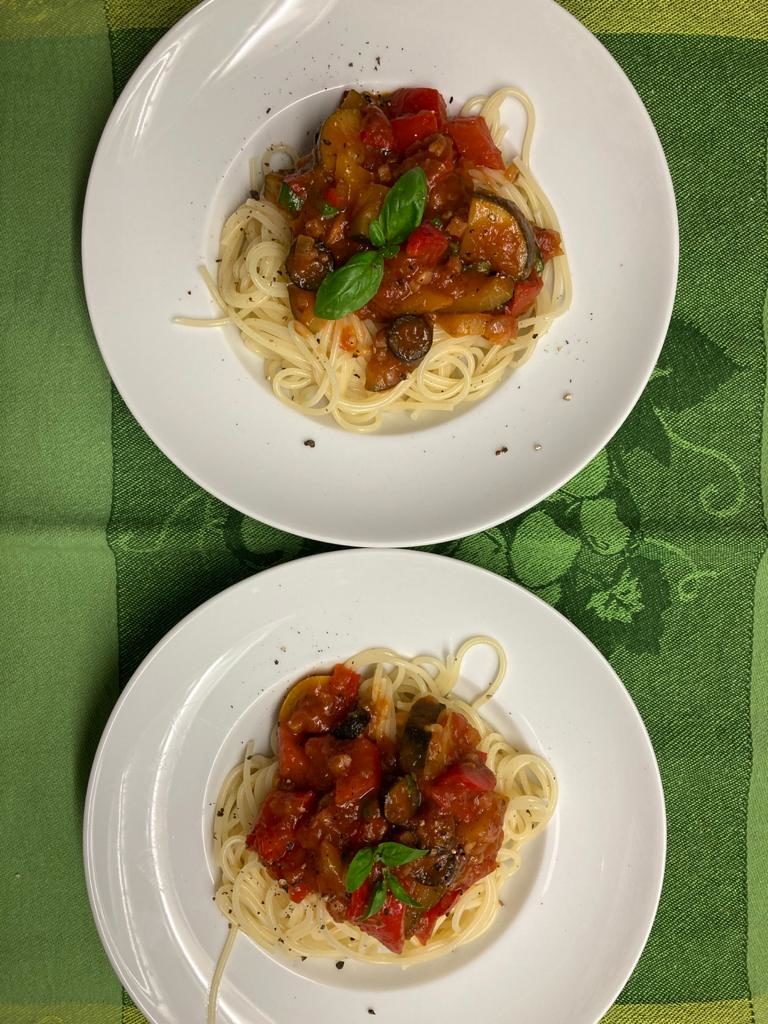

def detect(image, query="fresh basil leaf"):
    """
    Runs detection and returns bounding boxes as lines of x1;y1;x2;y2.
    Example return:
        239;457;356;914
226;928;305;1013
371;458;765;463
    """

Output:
376;841;428;867
278;182;304;213
376;167;428;245
315;251;384;320
346;847;375;892
364;881;386;919
369;219;386;248
384;873;424;909
380;243;399;259
320;201;339;219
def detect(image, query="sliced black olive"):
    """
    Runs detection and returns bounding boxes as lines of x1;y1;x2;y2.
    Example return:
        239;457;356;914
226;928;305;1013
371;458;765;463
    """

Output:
332;707;371;740
385;315;433;365
400;696;444;773
459;191;538;280
286;235;335;291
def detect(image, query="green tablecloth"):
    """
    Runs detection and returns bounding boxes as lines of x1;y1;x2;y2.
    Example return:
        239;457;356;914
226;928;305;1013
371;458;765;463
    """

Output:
1;1;767;1021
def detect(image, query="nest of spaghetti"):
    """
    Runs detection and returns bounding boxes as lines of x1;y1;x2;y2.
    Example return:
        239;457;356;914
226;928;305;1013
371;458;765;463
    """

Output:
212;640;557;965
193;86;571;431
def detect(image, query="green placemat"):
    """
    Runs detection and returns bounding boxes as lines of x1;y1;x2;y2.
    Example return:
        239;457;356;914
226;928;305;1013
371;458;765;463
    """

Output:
1;1;767;1022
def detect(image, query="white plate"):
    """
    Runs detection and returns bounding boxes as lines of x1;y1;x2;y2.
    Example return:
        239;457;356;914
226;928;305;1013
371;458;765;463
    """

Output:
84;549;665;1024
82;0;677;547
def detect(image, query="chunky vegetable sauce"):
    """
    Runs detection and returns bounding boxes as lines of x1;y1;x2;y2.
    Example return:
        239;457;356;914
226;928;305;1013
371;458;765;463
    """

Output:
265;87;562;392
248;665;508;954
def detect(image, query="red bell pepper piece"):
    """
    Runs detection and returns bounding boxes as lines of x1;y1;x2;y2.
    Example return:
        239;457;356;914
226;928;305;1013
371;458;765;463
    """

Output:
391;110;439;153
335;736;381;805
404;223;449;265
504;272;543;318
388;87;448;128
446;116;504;169
434;761;497;792
360;106;395;151
357;889;407;953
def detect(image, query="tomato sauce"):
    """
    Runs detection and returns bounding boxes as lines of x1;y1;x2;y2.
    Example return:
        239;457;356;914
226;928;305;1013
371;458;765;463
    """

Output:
267;86;561;392
247;666;508;953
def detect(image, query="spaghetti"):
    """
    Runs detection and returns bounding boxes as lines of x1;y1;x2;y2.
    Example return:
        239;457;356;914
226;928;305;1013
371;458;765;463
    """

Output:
180;88;571;431
209;636;556;1019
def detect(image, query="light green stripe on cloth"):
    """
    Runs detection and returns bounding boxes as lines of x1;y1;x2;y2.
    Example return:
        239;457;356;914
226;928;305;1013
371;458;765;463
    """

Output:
0;9;120;1014
564;0;768;41
0;0;105;39
603;1001;754;1024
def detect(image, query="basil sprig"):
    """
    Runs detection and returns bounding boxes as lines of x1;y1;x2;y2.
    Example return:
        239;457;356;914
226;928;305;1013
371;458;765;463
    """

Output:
368;167;428;248
346;840;428;917
314;251;384;321
313;167;428;320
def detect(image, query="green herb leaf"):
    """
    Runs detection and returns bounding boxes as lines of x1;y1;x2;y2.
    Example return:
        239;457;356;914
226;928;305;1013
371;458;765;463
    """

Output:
374;167;428;246
346;847;375;892
364;881;386;918
315;250;384;320
380;243;399;259
278;182;304;213
376;842;428;868
384;872;424;908
534;253;544;274
430;217;444;228
368;219;386;248
320;201;340;219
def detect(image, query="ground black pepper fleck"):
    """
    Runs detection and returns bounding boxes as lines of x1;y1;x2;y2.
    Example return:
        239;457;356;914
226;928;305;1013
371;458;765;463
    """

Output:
495;446;508;456
304;439;316;448
335;960;344;969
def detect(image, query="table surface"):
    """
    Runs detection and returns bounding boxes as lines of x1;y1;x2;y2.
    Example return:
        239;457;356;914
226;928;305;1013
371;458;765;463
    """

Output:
0;1;767;1023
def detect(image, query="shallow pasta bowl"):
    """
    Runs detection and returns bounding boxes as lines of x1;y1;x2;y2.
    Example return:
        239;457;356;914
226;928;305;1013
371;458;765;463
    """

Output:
82;0;677;546
84;549;666;1024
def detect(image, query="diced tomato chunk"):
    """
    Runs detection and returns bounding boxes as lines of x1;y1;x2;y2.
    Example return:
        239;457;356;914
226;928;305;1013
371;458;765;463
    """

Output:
335;736;382;805
278;724;311;786
360;105;395;151
287;880;313;903
446;116;504;169
356;889;407;953
387;87;448;128
330;662;361;702
426;762;498;822
504;272;543;318
534;226;563;261
404;223;449;265
248;789;316;863
435;761;497;792
391;111;439;153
